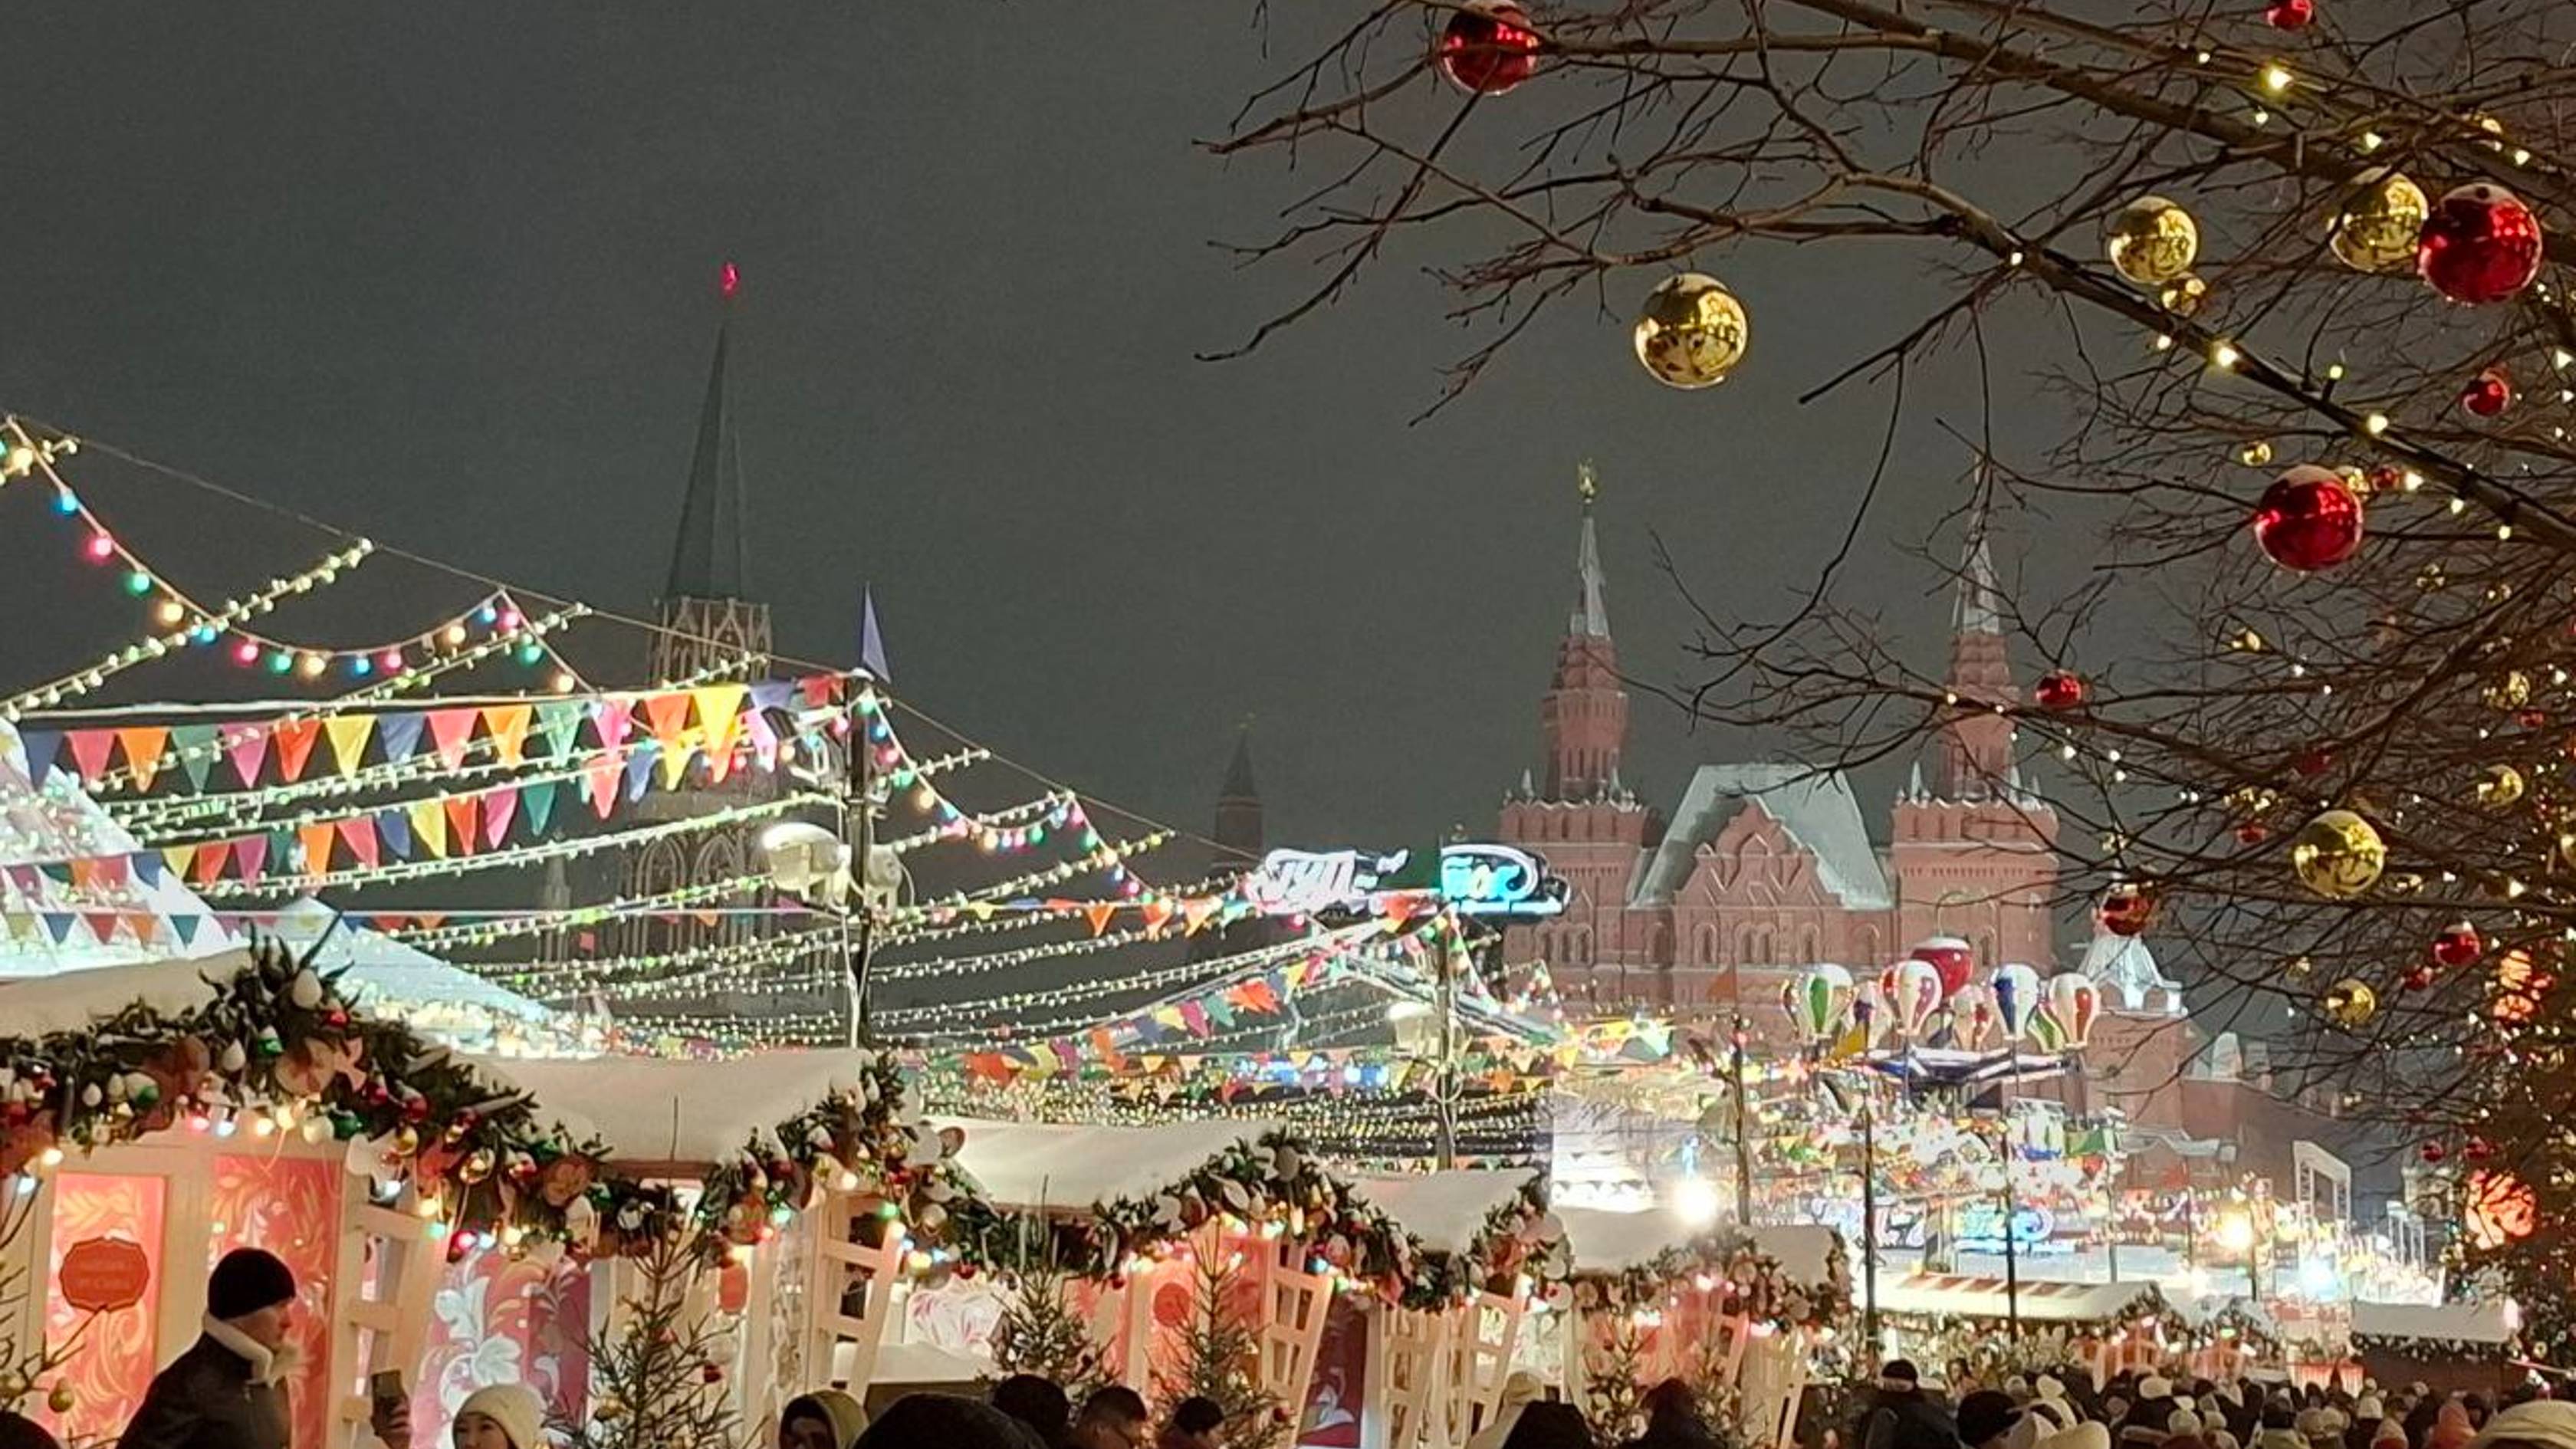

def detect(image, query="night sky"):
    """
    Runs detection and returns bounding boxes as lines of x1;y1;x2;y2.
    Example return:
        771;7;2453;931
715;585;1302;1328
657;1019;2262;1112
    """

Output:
3;3;2065;855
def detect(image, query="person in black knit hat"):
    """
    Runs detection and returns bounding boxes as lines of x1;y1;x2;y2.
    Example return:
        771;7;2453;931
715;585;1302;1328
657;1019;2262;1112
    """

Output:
118;1248;300;1449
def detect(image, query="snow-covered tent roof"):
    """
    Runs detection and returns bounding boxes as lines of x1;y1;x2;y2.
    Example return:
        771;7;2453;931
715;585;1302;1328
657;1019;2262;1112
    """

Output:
1872;1273;2163;1323
1350;1171;1533;1255
472;1050;869;1165
1631;764;1891;909
0;948;251;1033
2350;1300;2515;1346
0;721;242;976
265;898;550;1022
941;1117;1287;1211
1554;1204;1838;1283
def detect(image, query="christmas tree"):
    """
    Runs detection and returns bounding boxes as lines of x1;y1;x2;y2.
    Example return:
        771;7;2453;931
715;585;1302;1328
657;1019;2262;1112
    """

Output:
1582;1318;1649;1446
989;1262;1111;1404
559;1227;744;1449
1155;1248;1286;1449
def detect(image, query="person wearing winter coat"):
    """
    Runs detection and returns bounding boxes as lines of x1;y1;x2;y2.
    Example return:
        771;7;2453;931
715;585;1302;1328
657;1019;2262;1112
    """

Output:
1467;1373;1548;1449
1863;1362;1961;1449
119;1250;301;1449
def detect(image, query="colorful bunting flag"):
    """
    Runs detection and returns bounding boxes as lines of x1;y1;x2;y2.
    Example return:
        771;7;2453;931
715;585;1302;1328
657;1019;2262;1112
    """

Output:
116;727;169;792
443;796;479;856
1083;903;1117;937
427;710;478;771
324;715;376;778
521;779;559;836
271;718;324;782
297;823;336;878
15;731;61;786
66;731;115;785
534;699;583;759
591;697;634;748
409;797;448;859
337;816;380;869
482;786;518;849
378;711;427;764
233;834;269;882
226;729;269;789
481;705;534;766
377;809;412;860
641;693;692;751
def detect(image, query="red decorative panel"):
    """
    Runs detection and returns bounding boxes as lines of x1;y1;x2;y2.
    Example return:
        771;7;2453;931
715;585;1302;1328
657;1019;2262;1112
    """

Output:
409;1246;591;1447
44;1173;166;1445
209;1153;343;1449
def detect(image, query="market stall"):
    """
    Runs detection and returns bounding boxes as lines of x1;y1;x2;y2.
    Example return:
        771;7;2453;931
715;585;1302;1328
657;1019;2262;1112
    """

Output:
2351;1301;2518;1398
1871;1274;2177;1382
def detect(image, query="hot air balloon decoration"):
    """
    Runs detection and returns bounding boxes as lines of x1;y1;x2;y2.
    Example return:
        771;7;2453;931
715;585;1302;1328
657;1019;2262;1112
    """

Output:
1909;936;1976;999
1890;959;1946;1037
2047;972;2101;1050
1991;962;2044;1042
1848;981;1891;1055
1950;981;1998;1051
1786;963;1854;1043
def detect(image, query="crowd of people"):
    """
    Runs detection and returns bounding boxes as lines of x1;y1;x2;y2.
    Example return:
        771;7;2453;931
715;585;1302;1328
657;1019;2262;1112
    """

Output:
7;1249;2573;1449
1849;1359;2576;1449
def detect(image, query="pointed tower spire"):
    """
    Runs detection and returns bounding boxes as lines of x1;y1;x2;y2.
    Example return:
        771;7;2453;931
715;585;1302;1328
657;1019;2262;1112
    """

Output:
665;262;750;603
1570;460;1611;639
1221;719;1258;803
1934;496;2017;797
1953;506;2005;636
1212;720;1263;870
857;586;893;682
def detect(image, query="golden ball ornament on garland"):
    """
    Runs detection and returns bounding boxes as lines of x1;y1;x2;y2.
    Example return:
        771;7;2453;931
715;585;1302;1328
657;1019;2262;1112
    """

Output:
2321;978;2378;1030
2290;808;2386;899
1632;273;1748;389
2330;168;2430;274
2236;439;2275;468
2483;671;2533;710
2474;763;2527;810
2104;196;2200;288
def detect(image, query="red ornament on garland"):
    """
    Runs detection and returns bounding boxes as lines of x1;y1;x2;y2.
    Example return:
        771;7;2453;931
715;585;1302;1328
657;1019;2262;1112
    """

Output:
2433;920;2484;968
2253;465;2365;572
2034;670;2087;712
2293;746;2335;777
2418;184;2544;304
1437;3;1541;95
2098;882;2157;938
2420;1140;2446;1164
2401;964;2434;992
2460;366;2514;417
2265;0;2314;28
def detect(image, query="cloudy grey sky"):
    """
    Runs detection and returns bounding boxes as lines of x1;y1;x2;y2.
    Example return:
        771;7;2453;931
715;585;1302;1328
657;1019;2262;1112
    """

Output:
2;2;2033;851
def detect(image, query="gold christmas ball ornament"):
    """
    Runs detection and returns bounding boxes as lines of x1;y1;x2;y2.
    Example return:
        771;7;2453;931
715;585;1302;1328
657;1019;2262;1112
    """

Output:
2331;168;2430;274
2106;196;2201;288
2157;274;2210;316
1632;273;1749;389
2483;670;2533;709
2236;440;2275;468
2322;978;2380;1030
2475;763;2527;810
2290;808;2387;899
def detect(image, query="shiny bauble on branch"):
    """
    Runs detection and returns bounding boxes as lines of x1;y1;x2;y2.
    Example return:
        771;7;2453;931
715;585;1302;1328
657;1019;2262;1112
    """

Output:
2097;882;2157;938
1438;2;1542;95
2473;763;2526;810
1632;273;1749;389
2432;920;2484;968
2104;196;2201;288
2321;978;2378;1030
2034;670;2087;712
2252;465;2365;572
2329;168;2429;274
2418;183;2545;304
2460;366;2514;418
2266;0;2315;28
2289;808;2386;899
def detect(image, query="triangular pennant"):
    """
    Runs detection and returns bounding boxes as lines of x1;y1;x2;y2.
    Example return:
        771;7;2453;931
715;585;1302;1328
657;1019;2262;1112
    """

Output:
130;854;160;887
693;685;748;757
482;786;520;849
443;796;479;856
192;843;227;887
521;780;559;836
226;729;270;789
586;751;624;820
297;822;336;878
590;698;634;748
66;731;116;784
1140;901;1177;936
642;692;694;749
1083;902;1118;937
271;718;324;782
170;724;219;792
623;742;659;800
481;705;534;766
172;914;202;946
1183;898;1221;935
124;912;158;947
115;728;169;792
160;845;195;880
42;915;76;945
82;912;122;946
15;731;61;787
233;834;270;882
427;709;479;771
324;715;376;778
378;809;412;861
534;700;583;759
409;797;449;859
378;711;427;764
745;711;782;772
656;728;701;790
337;816;380;870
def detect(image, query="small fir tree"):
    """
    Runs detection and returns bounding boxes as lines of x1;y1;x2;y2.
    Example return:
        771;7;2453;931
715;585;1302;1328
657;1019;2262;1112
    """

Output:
1155;1248;1287;1449
1582;1317;1651;1445
559;1228;744;1449
989;1262;1110;1403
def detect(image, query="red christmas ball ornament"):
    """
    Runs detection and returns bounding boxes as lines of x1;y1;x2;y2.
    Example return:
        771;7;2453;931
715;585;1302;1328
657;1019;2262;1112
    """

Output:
2420;1140;2447;1164
2292;747;2335;777
2252;465;2365;572
2402;964;2434;992
2433;920;2485;968
2265;0;2314;27
2418;184;2545;305
2464;1136;2498;1162
2235;821;2269;845
2033;670;2087;712
2098;882;2157;938
1437;3;1541;95
2460;366;2514;417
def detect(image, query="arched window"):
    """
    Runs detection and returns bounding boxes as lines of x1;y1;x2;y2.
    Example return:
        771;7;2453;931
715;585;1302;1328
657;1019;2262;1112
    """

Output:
1694;924;1720;966
1569;926;1593;966
1798;925;1821;963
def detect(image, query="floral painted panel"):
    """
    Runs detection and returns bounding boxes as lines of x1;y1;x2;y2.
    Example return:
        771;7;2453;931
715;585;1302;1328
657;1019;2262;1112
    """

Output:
43;1173;166;1446
209;1153;342;1449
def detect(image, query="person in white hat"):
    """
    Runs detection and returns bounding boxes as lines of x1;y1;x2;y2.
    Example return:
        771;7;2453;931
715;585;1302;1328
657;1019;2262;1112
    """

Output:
451;1385;547;1449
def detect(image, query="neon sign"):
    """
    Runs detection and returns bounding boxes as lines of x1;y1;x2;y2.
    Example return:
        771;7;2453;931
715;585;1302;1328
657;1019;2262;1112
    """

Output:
1242;843;1568;919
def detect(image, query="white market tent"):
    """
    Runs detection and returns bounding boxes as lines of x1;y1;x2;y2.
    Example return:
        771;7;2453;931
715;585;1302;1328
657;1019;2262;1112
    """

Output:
1556;1203;1839;1283
941;1116;1287;1210
2350;1300;2515;1346
470;1049;871;1165
267;897;552;1022
1351;1171;1531;1254
1871;1272;2163;1323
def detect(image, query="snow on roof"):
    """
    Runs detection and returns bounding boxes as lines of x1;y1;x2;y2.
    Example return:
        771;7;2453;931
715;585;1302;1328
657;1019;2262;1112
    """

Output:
0;722;241;976
1350;1171;1533;1255
2080;928;2179;1010
1631;764;1891;910
472;1050;872;1165
1872;1273;2162;1323
1554;1204;1837;1283
2350;1300;2515;1345
267;899;553;1022
0;948;251;1033
940;1117;1287;1211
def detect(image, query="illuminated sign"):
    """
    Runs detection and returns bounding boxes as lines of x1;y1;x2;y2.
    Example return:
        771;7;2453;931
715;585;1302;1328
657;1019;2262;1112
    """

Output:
1242;843;1568;919
1955;1204;2067;1256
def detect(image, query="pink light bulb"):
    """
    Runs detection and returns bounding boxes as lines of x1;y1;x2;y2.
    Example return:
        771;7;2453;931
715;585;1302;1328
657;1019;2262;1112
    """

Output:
84;534;116;561
233;641;261;665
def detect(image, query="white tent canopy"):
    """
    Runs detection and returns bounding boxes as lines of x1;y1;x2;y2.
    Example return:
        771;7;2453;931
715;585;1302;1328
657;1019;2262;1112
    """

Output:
1351;1171;1532;1254
941;1117;1286;1211
267;899;552;1021
472;1050;870;1164
2351;1300;2515;1346
0;948;250;1034
1872;1273;2162;1323
1554;1204;1838;1283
